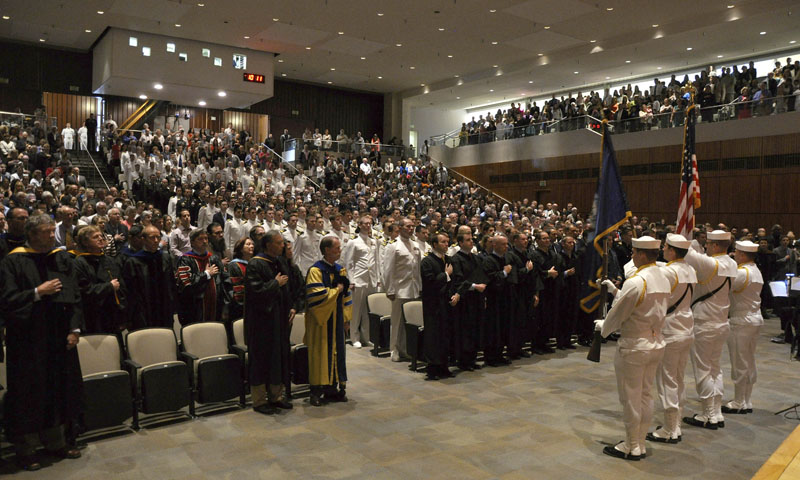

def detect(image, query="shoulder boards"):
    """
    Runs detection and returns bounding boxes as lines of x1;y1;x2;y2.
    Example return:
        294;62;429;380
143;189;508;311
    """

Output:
297;228;304;234
351;234;358;239
322;230;329;235
281;228;287;232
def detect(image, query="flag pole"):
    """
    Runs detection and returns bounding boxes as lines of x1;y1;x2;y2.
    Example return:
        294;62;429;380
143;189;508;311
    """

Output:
587;120;611;363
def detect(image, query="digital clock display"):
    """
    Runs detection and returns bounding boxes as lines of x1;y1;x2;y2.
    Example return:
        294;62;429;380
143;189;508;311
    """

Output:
243;73;265;83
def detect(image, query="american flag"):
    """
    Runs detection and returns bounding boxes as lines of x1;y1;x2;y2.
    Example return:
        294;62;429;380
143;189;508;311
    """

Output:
676;105;701;238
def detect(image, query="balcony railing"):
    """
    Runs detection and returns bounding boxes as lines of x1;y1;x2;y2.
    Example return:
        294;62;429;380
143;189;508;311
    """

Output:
431;94;799;148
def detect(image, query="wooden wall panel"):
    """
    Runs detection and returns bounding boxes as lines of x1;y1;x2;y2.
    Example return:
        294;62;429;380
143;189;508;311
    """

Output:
43;92;99;132
720;137;762;158
761;133;800;156
105;96;144;128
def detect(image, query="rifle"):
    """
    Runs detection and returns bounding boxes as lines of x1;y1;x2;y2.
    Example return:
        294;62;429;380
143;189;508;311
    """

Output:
587;237;610;363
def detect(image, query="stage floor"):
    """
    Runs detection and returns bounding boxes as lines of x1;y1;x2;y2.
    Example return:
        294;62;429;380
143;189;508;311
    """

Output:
7;317;800;479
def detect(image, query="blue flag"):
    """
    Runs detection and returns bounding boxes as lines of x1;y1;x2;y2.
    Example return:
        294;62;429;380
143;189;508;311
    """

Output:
579;122;632;313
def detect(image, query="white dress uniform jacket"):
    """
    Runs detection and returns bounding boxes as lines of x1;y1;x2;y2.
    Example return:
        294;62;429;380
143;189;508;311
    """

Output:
223;217;249;258
726;262;764;410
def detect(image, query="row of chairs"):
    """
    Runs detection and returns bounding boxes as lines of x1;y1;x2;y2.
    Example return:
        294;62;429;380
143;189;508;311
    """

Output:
76;313;308;437
367;293;425;371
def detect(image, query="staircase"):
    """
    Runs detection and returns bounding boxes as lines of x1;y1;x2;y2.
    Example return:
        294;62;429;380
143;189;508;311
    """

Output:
69;150;113;190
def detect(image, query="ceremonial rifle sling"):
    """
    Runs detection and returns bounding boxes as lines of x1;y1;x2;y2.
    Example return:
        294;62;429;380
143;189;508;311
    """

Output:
691;278;731;308
667;284;693;315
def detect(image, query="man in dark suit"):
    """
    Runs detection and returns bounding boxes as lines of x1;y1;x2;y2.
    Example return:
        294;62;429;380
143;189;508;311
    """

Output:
105;207;128;256
420;232;454;380
212;200;233;226
85;113;98;152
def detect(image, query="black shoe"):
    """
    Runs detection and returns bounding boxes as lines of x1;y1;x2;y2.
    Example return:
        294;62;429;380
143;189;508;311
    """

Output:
577;339;592;347
16;455;42;471
540;346;555;354
498;357;512;365
563;344;577;350
602;444;641;461
683;414;718;430
532;348;546;355
721;405;750;414
310;395;324;407
646;429;679;444
717;421;725;428
270;400;293;410
424;373;440;381
519;351;532;358
253;404;278;415
324;390;348;403
49;447;82;459
771;336;786;344
439;369;454;378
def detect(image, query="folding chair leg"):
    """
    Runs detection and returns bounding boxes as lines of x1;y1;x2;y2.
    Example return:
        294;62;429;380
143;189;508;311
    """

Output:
189;390;196;418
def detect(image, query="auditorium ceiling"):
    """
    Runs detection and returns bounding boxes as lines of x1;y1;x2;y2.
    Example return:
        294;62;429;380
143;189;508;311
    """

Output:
0;0;798;109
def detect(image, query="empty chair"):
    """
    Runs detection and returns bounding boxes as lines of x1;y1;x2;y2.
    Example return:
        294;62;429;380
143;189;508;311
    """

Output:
367;293;393;357
181;322;245;414
230;318;248;389
77;335;136;432
290;313;309;386
124;328;191;426
403;301;425;372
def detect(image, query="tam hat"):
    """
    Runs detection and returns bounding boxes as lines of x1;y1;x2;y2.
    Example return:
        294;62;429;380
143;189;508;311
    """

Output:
735;240;758;253
632;236;661;250
666;233;691;249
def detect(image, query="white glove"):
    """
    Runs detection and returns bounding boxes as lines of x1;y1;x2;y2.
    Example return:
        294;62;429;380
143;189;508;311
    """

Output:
601;279;619;297
594;319;605;332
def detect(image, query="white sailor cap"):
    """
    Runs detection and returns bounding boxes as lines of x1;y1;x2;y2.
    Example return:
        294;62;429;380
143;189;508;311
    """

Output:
735;240;759;252
666;233;691;249
707;230;731;241
632;236;661;250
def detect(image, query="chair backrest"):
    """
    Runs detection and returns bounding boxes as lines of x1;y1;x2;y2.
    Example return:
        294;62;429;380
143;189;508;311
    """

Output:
367;292;392;317
403;301;424;327
77;335;123;376
126;328;179;367
181;323;229;359
290;313;306;345
232;319;245;346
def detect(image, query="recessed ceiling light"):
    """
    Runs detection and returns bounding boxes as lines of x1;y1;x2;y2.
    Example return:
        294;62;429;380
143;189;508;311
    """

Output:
625;60;631;63
447;55;453;58
281;73;287;77
97;10;104;14
791;40;797;44
377;12;384;16
2;15;9;20
538;53;544;56
197;3;205;6
686;47;693;50
85;29;92;33
39;38;45;42
410;66;415;69
396;43;402;47
272;18;279;21
574;71;579;74
175;24;181;27
154;83;163;90
606;7;614;11
543;26;550;30
760;31;766;35
278;59;284;62
489;89;494;92
606;76;611;79
438;28;445;31
199;100;206;106
456;96;461;99
377;76;382;79
217;91;226;97
338;31;344;35
420;83;425;87
489;9;496;13
330;67;335;71
590;39;596;43
727;4;735;8
528;80;533;83
243;36;250;39
652;24;659;27
493;64;498;68
717;54;724;58
491;41;498;45
305;46;311;50
657;67;663;70
327;81;333;84
139;94;147;100
360;56;366;60
454;74;459;78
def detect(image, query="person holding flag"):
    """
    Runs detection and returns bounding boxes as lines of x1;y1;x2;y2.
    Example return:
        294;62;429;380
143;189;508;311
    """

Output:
595;236;671;461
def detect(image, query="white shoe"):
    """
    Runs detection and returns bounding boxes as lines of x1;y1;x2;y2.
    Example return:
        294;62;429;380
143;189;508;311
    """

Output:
391;351;401;362
353;341;362;349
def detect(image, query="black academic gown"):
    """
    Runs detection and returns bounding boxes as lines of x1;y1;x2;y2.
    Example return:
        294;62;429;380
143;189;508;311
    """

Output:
122;249;175;330
244;254;291;388
507;247;542;356
449;250;488;367
74;252;128;333
226;259;247;321
482;252;513;361
0;248;83;438
558;248;581;348
420;252;451;371
175;251;228;326
530;247;565;349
